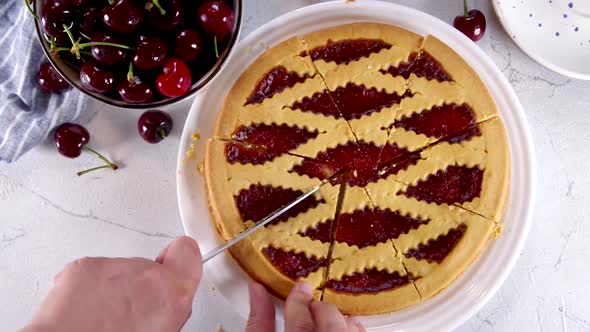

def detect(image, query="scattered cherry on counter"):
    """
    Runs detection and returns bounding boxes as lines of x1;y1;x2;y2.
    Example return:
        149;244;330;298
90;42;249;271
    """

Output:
138;110;173;144
453;0;486;42
54;123;118;176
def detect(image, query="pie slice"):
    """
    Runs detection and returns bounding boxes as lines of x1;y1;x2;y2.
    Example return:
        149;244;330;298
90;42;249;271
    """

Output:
205;139;342;297
216;36;358;160
300;23;423;150
366;179;496;300
321;186;421;314
381;34;499;160
373;118;509;221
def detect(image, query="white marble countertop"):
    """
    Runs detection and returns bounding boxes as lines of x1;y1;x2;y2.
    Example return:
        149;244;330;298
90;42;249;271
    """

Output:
2;1;590;331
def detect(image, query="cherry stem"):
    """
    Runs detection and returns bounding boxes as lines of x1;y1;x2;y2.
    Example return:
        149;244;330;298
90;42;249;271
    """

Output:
77;165;113;176
158;128;168;139
23;0;38;20
151;0;166;15
127;62;136;85
463;0;469;17
214;36;219;59
83;146;118;170
80;31;91;40
62;24;82;58
107;0;114;4
63;24;76;46
77;41;134;50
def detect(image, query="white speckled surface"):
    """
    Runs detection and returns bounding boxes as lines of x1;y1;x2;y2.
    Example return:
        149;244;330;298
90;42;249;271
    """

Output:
1;1;589;331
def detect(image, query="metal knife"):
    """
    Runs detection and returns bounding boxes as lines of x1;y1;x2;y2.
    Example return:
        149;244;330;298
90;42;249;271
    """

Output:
202;172;340;263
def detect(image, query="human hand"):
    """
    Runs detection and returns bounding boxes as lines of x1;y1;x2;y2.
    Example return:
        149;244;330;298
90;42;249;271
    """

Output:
246;281;365;332
22;236;203;332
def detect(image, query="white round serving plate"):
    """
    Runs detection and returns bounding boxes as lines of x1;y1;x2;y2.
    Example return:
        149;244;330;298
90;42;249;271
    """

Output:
493;0;590;80
177;1;537;330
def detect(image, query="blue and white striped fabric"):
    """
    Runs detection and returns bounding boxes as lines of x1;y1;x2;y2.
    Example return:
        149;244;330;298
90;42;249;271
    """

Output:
0;1;93;163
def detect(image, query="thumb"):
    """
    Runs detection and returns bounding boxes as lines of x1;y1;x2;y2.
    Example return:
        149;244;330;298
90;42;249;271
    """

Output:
246;282;276;332
159;236;203;291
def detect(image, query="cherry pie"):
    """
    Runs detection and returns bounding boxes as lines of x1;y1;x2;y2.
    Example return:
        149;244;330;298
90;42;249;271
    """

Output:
204;23;509;315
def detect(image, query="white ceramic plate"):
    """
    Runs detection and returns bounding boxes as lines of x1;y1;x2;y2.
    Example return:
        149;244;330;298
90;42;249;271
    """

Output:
177;1;537;330
493;0;590;80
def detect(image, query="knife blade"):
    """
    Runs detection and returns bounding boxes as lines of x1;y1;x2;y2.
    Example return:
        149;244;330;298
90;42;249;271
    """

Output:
202;172;340;263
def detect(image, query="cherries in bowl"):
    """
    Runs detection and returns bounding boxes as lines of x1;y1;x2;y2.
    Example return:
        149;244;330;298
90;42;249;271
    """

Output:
32;0;242;109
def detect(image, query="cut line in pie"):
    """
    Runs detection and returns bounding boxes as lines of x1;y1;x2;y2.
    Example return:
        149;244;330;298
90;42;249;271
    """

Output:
203;22;510;315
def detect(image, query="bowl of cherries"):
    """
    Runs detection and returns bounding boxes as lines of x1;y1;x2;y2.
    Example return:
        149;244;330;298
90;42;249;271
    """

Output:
32;0;241;108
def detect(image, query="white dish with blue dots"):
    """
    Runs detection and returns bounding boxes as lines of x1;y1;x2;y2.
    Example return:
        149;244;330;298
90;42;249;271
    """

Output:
494;0;590;80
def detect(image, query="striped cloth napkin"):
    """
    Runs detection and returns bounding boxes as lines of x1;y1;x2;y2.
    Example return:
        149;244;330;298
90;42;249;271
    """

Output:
0;1;93;163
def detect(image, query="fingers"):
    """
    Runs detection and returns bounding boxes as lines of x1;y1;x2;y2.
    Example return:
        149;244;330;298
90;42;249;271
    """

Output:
246;282;276;332
310;301;347;331
345;316;366;332
155;242;172;263
285;282;315;332
159;236;203;292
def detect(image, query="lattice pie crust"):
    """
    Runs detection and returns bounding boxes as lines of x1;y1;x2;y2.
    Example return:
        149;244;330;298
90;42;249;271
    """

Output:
203;23;510;315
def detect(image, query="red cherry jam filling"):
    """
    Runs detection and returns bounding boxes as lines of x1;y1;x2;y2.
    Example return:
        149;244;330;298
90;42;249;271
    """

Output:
291;142;417;187
235;184;324;225
245;66;311;105
381;52;452;82
263;247;327;279
405;224;467;263
299;220;334;243
291;84;412;120
403;166;483;205
326;268;410;293
336;207;429;248
291;89;341;118
331;84;412;120
394;103;476;139
225;124;319;165
445;126;481;144
305;39;392;65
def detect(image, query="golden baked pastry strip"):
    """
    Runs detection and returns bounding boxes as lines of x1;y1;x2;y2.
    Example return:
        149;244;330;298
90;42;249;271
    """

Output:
300;22;424;77
299;23;422;146
372;118;510;222
364;179;497;300
215;34;364;161
420;35;497;124
205;139;339;239
206;139;346;298
320;186;421;315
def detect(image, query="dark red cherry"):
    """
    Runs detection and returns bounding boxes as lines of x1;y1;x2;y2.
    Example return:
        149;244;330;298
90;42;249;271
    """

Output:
453;1;486;42
174;29;203;62
79;61;116;93
40;0;75;40
137;110;173;144
155;58;192;97
132;36;168;70
79;9;100;36
118;80;155;103
54;123;90;158
147;0;182;31
71;0;102;7
102;0;145;34
37;63;70;93
90;32;129;65
197;1;235;42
